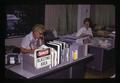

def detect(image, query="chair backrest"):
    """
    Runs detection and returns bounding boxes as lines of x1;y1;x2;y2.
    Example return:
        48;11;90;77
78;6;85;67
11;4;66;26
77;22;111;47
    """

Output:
44;30;56;42
12;46;20;53
5;45;20;53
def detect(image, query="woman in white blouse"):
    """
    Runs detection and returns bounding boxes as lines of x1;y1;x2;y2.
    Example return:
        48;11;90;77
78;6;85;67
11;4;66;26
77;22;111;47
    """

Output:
20;24;45;54
76;18;93;44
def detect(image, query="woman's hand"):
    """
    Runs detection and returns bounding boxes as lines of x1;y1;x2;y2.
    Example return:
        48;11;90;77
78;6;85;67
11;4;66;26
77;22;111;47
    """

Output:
30;47;37;54
83;38;91;44
21;47;37;54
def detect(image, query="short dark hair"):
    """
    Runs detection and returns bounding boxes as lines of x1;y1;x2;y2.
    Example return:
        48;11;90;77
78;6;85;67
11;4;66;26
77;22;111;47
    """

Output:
83;18;93;27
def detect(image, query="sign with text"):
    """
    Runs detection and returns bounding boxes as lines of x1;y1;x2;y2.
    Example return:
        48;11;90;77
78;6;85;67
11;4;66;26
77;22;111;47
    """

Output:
34;48;51;69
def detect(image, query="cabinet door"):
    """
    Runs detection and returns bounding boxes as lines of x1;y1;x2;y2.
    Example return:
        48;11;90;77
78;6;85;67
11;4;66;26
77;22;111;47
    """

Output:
102;49;115;71
41;68;70;79
88;46;104;71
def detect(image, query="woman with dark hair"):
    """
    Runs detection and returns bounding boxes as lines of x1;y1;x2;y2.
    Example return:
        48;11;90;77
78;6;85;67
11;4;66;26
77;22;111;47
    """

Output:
76;18;93;44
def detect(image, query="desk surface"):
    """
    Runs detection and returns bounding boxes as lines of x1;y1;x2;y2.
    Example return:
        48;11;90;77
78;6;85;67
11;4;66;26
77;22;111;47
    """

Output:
59;35;114;50
6;54;92;79
88;43;113;50
88;37;114;50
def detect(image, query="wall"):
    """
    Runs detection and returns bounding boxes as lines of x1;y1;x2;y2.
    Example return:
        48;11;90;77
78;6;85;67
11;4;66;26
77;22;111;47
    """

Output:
45;5;78;35
45;5;60;30
90;5;115;26
6;5;60;47
77;5;90;30
5;37;23;47
5;5;87;46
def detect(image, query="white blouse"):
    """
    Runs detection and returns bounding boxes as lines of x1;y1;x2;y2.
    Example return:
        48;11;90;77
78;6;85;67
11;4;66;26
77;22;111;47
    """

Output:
21;32;42;49
76;26;93;45
76;26;93;37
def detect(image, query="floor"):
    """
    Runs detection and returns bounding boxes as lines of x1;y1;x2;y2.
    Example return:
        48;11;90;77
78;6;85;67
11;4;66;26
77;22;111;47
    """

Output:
84;65;116;79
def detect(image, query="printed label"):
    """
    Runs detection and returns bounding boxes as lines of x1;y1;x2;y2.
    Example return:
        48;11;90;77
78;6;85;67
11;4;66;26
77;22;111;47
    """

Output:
36;55;51;68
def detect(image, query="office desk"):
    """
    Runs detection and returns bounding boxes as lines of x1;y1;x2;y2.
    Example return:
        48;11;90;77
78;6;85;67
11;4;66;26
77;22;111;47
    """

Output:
87;37;115;72
5;54;93;79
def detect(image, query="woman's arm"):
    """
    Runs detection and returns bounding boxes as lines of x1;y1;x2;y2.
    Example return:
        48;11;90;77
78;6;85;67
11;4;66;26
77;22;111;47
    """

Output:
88;28;93;39
80;33;90;37
20;47;36;54
76;28;84;38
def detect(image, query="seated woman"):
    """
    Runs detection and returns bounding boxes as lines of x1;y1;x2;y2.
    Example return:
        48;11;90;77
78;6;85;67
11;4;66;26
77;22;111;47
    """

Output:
20;24;45;55
76;18;93;44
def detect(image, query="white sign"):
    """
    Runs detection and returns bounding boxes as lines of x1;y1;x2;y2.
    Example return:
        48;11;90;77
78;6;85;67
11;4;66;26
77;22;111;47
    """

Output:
36;55;51;69
34;47;51;69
